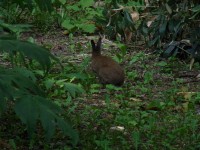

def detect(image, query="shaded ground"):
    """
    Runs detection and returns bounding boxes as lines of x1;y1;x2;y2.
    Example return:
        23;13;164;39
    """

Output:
26;30;200;93
1;30;200;149
22;30;200;113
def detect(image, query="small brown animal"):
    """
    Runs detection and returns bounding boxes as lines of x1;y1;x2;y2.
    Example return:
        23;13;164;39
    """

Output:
91;37;125;86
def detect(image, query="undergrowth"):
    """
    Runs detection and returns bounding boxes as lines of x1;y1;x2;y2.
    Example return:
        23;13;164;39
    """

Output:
1;0;200;149
0;33;200;149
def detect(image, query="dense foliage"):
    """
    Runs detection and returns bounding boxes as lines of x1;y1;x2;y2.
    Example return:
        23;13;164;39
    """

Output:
0;0;80;147
139;0;200;62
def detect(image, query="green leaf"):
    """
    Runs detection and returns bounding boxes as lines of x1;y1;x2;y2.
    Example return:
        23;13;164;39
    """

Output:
0;39;61;72
55;80;84;97
142;26;148;35
38;96;62;114
61;20;75;31
148;36;159;47
0;67;43;97
117;43;127;56
0;78;14;101
146;100;163;110
124;11;134;26
79;24;96;33
63;83;84;98
0;22;32;35
38;98;59;139
129;52;144;64
159;19;168;36
144;71;153;84
191;5;200;12
57;118;79;147
132;131;140;150
79;0;94;8
190;12;200;19
128;120;137;126
174;21;182;33
156;61;168;67
168;19;175;32
14;95;40;136
172;47;179;56
162;41;179;58
44;79;55;90
59;0;67;5
14;95;78;145
14;67;37;83
165;3;172;14
0;84;8;112
0;34;17;40
66;5;80;11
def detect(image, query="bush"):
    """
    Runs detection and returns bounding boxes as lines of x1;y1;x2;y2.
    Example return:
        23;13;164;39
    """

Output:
138;0;200;62
0;18;79;146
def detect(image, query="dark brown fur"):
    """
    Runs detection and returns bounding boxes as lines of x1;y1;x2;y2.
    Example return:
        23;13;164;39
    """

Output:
91;38;125;86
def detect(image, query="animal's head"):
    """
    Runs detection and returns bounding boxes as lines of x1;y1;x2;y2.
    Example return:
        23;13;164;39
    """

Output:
91;37;102;56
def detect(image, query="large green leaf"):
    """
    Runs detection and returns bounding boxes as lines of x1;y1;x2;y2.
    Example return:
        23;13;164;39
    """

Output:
14;95;40;135
0;39;61;72
14;95;78;145
0;22;32;35
0;81;12;111
15;67;37;82
0;71;14;99
0;67;78;145
0;67;43;98
39;104;56;139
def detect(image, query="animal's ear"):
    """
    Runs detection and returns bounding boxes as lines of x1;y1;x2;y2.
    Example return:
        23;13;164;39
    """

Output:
91;40;96;50
96;37;102;51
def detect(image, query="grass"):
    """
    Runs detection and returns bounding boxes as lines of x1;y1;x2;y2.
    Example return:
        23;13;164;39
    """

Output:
1;32;200;149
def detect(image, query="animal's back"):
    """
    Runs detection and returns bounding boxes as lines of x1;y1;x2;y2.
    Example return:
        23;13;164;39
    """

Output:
91;56;124;86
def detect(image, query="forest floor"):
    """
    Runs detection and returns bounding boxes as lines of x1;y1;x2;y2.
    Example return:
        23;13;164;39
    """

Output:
30;30;200;94
1;30;200;149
